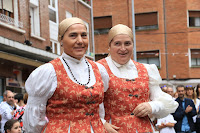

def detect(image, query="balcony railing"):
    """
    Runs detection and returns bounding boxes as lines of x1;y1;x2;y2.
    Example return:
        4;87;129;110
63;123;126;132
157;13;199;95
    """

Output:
0;13;23;28
82;0;90;5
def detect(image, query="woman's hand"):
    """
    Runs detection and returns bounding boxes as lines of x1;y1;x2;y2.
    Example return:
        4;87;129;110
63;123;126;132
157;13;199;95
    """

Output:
133;102;152;117
104;122;119;133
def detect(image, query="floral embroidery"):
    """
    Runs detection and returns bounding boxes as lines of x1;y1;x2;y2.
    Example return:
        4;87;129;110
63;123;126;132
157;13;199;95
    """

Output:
43;58;107;133
98;59;153;133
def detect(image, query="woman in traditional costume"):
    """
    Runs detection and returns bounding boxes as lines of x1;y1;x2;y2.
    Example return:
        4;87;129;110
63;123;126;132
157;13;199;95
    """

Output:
23;17;109;133
98;24;178;133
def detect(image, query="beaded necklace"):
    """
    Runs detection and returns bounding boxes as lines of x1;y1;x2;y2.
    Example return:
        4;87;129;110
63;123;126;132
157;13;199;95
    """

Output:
62;57;90;86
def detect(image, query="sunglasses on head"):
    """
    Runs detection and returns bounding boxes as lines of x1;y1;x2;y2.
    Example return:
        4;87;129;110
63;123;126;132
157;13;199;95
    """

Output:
186;85;193;88
161;85;167;88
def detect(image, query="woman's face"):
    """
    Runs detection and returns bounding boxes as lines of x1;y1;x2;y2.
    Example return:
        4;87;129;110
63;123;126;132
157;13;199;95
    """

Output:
174;93;178;98
109;34;133;65
186;89;194;96
198;87;200;92
62;23;88;60
7;122;21;133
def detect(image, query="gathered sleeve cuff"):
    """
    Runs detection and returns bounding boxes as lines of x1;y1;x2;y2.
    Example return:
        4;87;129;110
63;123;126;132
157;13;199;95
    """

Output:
95;63;108;124
99;102;106;124
96;62;109;92
156;114;177;126
22;63;57;133
144;64;179;118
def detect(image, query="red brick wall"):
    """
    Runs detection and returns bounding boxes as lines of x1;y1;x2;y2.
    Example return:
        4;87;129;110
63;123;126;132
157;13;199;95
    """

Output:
0;0;50;50
93;0;200;80
58;0;92;53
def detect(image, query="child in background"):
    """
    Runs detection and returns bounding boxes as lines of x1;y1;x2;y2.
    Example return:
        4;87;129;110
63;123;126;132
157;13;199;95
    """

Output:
4;119;21;133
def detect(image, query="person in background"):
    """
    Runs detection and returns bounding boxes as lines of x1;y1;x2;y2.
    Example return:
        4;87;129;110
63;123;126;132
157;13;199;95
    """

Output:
172;85;197;133
185;85;200;132
0;90;10;128
185;85;200;114
196;84;200;100
166;87;174;97
23;17;110;133
161;85;168;93
174;92;179;99
13;93;28;133
14;93;24;107
2;91;10;103
4;119;21;133
0;91;18;133
156;87;177;133
98;24;178;133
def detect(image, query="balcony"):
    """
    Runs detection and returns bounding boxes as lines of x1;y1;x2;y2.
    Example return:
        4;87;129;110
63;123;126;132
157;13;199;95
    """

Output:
78;0;91;9
0;13;23;28
82;0;90;5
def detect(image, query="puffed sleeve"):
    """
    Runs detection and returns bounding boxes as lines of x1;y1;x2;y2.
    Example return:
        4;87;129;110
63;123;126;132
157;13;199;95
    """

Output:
22;63;57;133
144;64;178;118
95;62;109;92
96;62;109;124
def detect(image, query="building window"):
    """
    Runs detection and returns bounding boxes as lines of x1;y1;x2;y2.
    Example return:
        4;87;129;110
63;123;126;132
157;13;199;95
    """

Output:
48;0;57;23
94;16;112;34
66;11;72;18
137;50;160;68
30;2;40;36
0;0;22;28
50;40;60;55
0;0;14;18
190;49;200;67
189;11;200;27
135;12;158;31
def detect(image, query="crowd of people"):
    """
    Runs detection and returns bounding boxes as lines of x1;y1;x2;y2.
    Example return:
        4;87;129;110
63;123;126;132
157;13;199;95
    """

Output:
0;17;199;133
0;90;27;133
155;84;200;133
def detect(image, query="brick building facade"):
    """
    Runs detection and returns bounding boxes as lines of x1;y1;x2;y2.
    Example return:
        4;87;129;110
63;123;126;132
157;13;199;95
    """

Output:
93;0;200;88
0;0;93;100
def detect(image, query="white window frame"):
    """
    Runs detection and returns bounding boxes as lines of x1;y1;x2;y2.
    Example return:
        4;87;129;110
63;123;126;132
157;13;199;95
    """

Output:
189;48;191;67
189;48;200;67
48;0;58;24
66;11;72;18
30;0;40;36
78;0;91;9
188;10;200;28
51;40;60;55
137;50;161;68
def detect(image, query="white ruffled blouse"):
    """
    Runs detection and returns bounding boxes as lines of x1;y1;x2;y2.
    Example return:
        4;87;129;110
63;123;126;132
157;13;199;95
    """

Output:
23;53;109;133
23;53;178;133
105;56;178;118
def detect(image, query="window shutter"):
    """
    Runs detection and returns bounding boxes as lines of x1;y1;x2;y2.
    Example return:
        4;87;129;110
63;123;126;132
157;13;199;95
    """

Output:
135;12;158;26
3;0;13;12
191;49;200;58
94;16;112;29
0;0;2;9
189;11;200;18
137;50;159;58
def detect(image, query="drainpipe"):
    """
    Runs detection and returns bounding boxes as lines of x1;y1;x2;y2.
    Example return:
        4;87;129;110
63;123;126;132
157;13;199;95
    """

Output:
90;0;95;61
163;0;169;80
131;0;137;61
